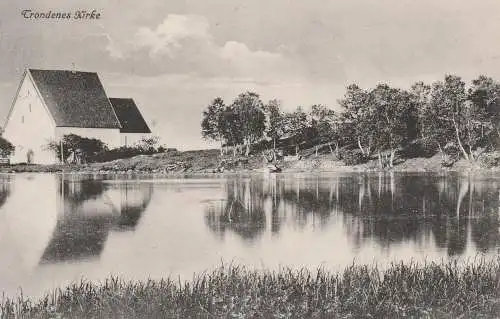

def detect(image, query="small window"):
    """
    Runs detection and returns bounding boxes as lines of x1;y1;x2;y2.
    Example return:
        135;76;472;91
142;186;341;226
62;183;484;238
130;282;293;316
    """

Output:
21;116;24;123
29;104;32;112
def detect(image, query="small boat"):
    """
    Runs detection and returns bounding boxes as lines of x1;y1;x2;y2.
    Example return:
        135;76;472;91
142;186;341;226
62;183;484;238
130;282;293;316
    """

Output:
263;164;282;174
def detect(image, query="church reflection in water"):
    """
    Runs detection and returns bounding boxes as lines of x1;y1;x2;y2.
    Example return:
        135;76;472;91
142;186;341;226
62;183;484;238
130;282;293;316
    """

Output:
204;173;500;256
39;175;153;264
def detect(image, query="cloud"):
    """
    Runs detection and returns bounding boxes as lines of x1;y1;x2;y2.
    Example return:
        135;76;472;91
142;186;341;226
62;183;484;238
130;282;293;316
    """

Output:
135;14;211;58
104;33;127;60
104;14;294;81
107;14;212;59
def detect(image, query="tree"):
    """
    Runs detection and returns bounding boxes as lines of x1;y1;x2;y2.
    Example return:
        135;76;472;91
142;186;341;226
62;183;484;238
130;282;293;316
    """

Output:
310;104;339;156
468;75;500;148
416;82;453;159
338;84;374;156
263;99;284;151
220;105;244;156
46;134;107;163
283;106;310;155
410;81;431;139
369;84;414;167
201;97;227;155
429;75;470;160
310;104;331;141
0;137;14;158
231;92;266;156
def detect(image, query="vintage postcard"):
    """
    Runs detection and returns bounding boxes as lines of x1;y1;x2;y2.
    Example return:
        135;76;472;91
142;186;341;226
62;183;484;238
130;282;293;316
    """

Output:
0;0;500;318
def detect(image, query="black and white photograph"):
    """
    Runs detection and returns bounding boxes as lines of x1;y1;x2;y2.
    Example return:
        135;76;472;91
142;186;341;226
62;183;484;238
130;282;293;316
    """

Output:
1;0;500;318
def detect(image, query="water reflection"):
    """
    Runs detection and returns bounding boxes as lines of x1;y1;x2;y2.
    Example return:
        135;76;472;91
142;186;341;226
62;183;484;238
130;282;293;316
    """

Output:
345;173;500;256
0;176;11;208
2;172;500;299
204;173;500;256
39;175;153;264
205;179;267;242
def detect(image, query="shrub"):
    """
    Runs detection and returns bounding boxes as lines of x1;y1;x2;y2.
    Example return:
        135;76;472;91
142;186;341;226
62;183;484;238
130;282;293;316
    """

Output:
46;134;172;163
136;136;160;152
89;146;156;163
341;150;368;166
479;152;500;168
440;143;461;167
0;137;14;157
89;144;174;163
443;143;460;161
400;138;437;159
157;146;167;153
46;134;108;163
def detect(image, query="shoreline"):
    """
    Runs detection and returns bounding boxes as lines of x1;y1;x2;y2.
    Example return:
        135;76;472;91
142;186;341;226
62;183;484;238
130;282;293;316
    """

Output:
0;150;498;175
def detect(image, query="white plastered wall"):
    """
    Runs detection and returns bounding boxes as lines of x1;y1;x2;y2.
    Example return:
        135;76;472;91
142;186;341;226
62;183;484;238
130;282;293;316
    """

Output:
3;73;57;164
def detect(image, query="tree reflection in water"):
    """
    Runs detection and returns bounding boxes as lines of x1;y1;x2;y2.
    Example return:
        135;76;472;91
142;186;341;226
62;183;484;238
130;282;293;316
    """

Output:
343;172;500;256
205;178;267;242
205;175;340;242
204;173;500;256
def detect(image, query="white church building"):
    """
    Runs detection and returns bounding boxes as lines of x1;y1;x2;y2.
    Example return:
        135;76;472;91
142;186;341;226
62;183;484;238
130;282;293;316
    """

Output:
2;69;151;164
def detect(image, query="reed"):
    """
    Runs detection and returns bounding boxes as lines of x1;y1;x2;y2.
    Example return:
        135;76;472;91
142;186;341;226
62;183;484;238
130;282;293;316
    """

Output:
1;259;500;318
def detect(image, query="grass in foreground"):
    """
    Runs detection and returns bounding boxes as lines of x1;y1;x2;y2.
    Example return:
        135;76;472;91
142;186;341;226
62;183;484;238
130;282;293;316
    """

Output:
2;260;500;319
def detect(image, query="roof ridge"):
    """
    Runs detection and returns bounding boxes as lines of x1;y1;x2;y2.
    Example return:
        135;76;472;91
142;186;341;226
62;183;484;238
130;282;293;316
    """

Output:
28;68;98;75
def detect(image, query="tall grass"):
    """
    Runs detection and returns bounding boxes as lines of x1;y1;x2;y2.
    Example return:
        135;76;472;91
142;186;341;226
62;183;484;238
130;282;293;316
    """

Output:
2;259;500;318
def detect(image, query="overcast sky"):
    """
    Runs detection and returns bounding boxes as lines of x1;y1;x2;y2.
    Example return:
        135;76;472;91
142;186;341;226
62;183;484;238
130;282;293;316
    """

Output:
1;0;500;149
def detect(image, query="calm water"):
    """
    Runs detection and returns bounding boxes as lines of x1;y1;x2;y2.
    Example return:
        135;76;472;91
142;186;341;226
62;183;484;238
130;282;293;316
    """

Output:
1;172;500;297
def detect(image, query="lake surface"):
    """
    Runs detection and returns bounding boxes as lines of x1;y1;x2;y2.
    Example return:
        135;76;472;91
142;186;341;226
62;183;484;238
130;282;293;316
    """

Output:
0;172;499;298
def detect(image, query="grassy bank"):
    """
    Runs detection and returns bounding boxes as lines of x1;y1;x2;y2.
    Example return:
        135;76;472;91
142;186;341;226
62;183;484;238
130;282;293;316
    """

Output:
0;148;493;175
0;149;266;174
2;260;500;318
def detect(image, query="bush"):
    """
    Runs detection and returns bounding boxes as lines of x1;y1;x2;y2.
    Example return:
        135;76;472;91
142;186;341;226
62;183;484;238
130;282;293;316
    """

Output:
400;138;437;159
89;144;173;163
46;134;169;164
341;150;368;166
157;146;167;153
136;136;160;152
89;146;156;163
440;143;461;167
0;137;14;157
46;134;108;163
479;152;500;168
444;143;460;161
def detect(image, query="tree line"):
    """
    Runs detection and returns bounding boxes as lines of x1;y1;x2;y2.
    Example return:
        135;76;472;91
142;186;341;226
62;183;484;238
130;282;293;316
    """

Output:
201;74;500;168
45;134;166;164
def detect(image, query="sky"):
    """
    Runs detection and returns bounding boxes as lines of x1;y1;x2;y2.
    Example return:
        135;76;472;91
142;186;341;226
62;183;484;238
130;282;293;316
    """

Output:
1;0;500;150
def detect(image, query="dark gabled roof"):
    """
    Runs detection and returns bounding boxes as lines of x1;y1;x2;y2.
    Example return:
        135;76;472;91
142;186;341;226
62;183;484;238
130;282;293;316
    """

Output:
28;69;121;128
109;98;151;133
